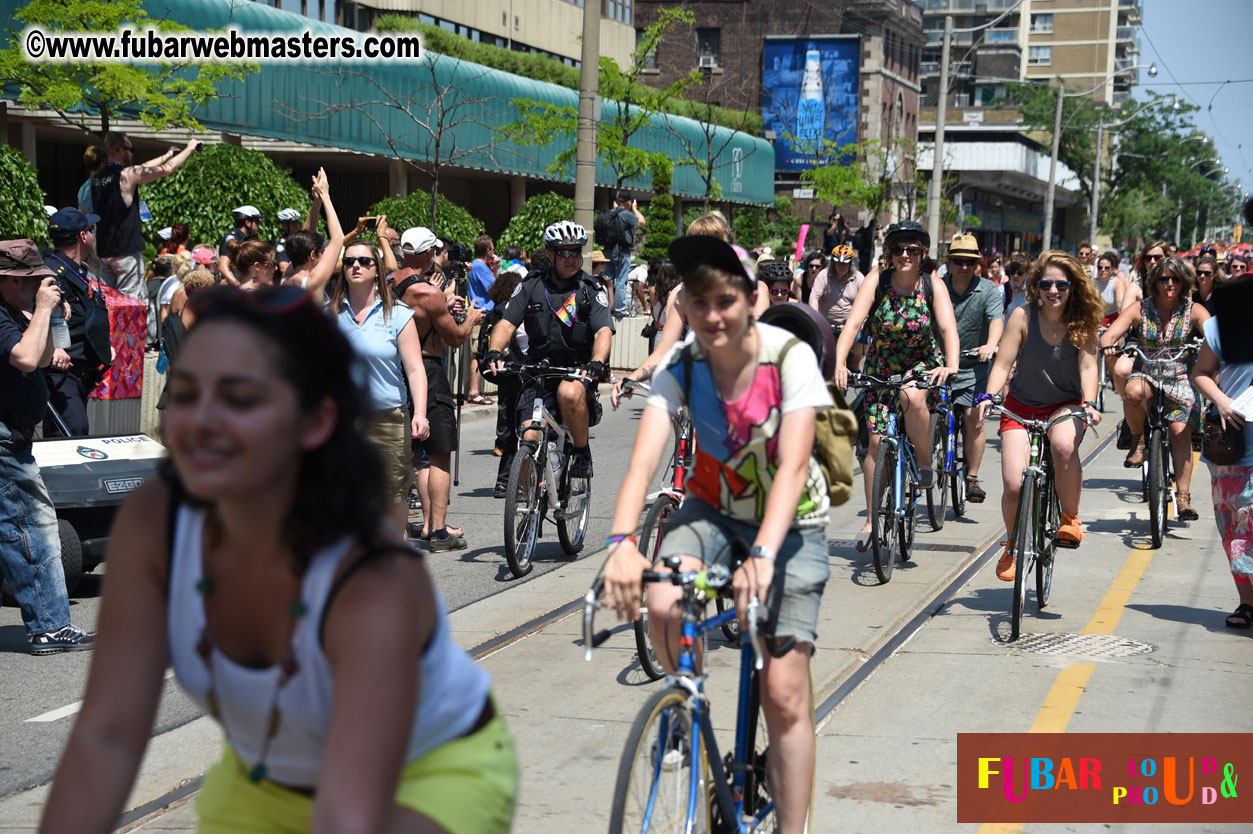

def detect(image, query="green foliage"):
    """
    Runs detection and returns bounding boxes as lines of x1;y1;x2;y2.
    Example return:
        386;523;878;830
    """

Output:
732;195;802;252
143;144;308;246
641;156;675;260
0;0;254;136
801;139;913;226
0;143;48;244
498;191;575;255
368;191;485;247
376;15;760;134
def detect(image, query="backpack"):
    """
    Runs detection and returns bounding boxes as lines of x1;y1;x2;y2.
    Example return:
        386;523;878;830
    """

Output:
593;207;624;252
677;338;857;507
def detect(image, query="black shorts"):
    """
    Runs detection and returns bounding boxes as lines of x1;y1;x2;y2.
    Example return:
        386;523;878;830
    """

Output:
415;355;458;456
514;376;602;435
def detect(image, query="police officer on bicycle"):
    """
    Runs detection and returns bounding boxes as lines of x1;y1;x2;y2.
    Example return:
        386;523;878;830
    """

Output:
486;221;612;478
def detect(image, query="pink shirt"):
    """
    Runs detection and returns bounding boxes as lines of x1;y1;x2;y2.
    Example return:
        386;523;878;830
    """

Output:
809;266;865;330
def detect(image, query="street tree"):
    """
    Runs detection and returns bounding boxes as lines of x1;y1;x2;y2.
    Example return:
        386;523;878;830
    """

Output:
662;67;759;211
0;0;252;137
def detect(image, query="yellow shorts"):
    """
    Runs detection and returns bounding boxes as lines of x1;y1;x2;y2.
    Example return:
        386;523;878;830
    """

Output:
196;700;517;833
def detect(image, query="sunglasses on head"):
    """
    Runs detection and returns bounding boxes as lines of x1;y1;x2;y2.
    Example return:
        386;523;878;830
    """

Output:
343;255;376;268
890;244;924;257
1038;280;1071;292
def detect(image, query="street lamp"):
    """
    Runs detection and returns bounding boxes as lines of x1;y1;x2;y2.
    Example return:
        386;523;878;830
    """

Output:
1043;62;1157;250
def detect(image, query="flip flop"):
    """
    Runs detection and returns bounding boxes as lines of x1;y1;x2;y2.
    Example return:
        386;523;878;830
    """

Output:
1225;603;1253;630
467;394;494;406
854;531;873;553
415;524;465;541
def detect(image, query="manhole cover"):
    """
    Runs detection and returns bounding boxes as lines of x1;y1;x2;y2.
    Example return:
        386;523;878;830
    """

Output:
1008;632;1156;658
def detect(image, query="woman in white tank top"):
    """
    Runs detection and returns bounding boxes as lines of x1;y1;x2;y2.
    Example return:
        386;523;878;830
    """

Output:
40;287;516;834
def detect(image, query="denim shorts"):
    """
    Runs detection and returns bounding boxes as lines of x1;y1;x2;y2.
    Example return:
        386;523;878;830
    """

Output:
951;363;990;409
654;498;829;645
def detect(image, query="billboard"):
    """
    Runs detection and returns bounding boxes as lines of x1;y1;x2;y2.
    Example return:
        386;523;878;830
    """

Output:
762;36;860;171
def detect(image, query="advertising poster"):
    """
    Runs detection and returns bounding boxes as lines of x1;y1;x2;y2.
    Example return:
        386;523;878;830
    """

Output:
762;35;860;171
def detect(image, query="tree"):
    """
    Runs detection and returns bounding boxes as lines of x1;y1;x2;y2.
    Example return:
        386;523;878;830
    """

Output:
499;7;700;189
142;144;309;247
0;0;252;137
498;192;575;256
367;191;485;249
640;157;675;260
275;54;515;230
802;138;918;228
0;142;48;244
663;69;759;211
730;195;802;253
913;169;979;240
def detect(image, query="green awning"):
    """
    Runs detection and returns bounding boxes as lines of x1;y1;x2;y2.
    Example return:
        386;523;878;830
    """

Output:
4;0;774;204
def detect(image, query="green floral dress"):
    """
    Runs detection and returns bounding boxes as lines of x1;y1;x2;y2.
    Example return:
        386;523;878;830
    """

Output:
863;279;944;434
1127;297;1201;429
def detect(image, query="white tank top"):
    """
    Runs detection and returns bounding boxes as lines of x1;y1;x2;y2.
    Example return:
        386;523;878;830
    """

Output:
1093;274;1118;313
168;505;490;787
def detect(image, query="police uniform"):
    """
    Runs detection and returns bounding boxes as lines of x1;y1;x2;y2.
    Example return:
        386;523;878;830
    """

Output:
42;251;112;435
499;267;612;430
218;228;250;259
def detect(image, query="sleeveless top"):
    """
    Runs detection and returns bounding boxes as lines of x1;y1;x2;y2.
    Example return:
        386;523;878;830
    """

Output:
168;505;490;788
1093;274;1119;313
1009;306;1083;407
91;163;144;257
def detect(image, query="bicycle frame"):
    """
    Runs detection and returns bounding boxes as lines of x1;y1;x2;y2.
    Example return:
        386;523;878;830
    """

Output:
510;362;589;512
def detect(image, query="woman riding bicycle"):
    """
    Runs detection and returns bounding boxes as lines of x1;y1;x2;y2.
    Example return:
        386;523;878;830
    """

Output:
1095;250;1128;324
833;220;960;552
977;250;1103;581
602;234;832;834
1101;255;1210;520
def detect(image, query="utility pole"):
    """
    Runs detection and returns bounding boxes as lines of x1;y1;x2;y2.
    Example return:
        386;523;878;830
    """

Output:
574;0;600;253
1041;85;1064;250
1089;118;1103;247
925;14;952;259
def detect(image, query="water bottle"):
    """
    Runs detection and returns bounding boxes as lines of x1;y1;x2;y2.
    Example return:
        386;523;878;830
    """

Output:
50;313;71;349
547;441;562;476
796;48;825;146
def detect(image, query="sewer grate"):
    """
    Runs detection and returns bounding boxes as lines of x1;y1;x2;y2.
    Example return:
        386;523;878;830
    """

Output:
1008;632;1156;659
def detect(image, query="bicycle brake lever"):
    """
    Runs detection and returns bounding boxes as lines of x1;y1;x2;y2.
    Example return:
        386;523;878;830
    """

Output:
583;579;604;662
746;597;763;671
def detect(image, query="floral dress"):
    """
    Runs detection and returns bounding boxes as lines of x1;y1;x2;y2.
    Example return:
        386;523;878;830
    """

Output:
1127;296;1200;429
863;279;944;434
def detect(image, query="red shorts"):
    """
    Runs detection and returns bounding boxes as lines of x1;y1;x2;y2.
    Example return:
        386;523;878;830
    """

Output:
998;393;1082;434
1101;311;1119;328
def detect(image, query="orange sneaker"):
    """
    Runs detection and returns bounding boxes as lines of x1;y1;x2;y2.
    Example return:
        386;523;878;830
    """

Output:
1058;513;1084;546
996;541;1015;582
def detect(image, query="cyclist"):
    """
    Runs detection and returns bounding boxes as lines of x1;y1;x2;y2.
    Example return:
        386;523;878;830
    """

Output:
1094;250;1128;324
809;243;866;357
976;251;1104;581
485;221;611;478
833;219;960;552
940;234;1003;503
1002;253;1031;319
603;234;832;834
1100;255;1210;519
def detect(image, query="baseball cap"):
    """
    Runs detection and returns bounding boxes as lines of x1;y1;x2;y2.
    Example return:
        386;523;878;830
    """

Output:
276;208;300;222
947;233;981;259
191;247;215;265
0;239;56;279
232;205;261;219
48;207;100;234
668;235;752;285
400;227;438;255
157;227;173;241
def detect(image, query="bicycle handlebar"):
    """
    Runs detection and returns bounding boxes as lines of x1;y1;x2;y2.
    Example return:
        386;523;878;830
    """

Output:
502;360;592;380
1111;340;1202;364
847;370;935;390
617;377;651;397
989;398;1095;432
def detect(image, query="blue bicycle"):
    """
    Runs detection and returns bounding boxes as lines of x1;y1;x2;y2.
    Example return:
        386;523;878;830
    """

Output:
926;348;988;530
851;371;935;584
584;551;814;833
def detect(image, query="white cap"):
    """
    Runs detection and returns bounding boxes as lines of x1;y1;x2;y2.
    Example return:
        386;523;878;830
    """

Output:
276;208;300;222
400;226;438;255
232;205;261;219
44;205;57;217
157;227;172;240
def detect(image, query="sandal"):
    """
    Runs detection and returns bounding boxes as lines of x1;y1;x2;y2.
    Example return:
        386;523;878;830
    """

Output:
1176;491;1199;522
467;394;493;406
1225;603;1253;630
416;524;465;541
854;530;873;553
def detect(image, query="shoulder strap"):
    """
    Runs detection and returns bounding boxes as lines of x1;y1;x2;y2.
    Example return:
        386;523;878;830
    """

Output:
872;270;893;319
319;542;427;648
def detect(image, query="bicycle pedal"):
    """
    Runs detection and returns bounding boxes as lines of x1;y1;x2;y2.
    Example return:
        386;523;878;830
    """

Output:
1054;538;1081;550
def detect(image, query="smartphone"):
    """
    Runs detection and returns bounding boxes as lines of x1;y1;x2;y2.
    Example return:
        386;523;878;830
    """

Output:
364;217;378;231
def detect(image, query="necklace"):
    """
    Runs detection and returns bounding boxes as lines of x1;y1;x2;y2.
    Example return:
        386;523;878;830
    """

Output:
194;513;308;784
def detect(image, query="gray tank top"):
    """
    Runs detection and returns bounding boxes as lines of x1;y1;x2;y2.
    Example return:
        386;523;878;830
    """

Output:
1009;306;1083;407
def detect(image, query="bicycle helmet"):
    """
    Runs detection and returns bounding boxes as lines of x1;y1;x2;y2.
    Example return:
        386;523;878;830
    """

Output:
757;259;792;285
276;208;300;222
758;301;837;380
544;220;588;249
882;219;930;253
831;244;855;263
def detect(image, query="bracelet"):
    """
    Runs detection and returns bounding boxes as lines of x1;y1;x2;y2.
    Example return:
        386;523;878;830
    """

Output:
606;534;637;549
973;392;995;406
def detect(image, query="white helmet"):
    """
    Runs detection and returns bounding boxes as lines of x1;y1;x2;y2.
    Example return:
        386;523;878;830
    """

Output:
544;220;587;249
276;208;300;222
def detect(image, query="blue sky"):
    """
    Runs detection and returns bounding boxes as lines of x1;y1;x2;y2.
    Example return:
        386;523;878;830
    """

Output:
1139;0;1252;203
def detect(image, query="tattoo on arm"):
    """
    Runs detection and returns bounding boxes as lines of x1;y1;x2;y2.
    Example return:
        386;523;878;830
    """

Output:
638;365;655;383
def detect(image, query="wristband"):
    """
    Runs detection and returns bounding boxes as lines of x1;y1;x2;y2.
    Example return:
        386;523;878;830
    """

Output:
750;545;777;562
973;392;995;406
606;534;637;548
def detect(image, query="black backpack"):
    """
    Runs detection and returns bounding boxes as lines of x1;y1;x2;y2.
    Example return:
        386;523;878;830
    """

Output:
593;207;624;252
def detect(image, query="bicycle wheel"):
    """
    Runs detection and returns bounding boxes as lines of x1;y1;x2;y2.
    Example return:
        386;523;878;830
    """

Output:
871;442;899;584
557;459;591;555
925;413;949;531
737;670;817;834
503;442;541;578
634;495;680;682
901;482;917;561
1037;483;1059;609
1096;350;1106;412
1147;429;1167;548
1010;475;1036;641
608;687;710;834
951;417;968;518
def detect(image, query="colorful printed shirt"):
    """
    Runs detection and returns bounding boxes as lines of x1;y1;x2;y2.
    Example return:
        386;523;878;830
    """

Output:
647;322;833;528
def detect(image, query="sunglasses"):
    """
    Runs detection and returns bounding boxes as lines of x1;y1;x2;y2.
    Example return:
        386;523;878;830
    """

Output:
890;244;924;257
1146;253;1165;262
189;285;313;318
768;288;791;297
1038;280;1071;292
1078;251;1093;258
554;249;582;260
343;256;376;268
806;262;824;269
1006;269;1024;277
1098;264;1112;270
1159;275;1182;284
949;258;978;268
1197;270;1215;277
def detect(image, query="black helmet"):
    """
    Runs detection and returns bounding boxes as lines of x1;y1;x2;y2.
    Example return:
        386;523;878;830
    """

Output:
883;219;930;253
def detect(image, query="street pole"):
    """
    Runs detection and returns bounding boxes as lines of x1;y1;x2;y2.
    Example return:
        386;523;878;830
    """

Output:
573;0;600;246
1175;200;1182;247
925;14;952;258
1042;84;1064;250
1089;118;1103;246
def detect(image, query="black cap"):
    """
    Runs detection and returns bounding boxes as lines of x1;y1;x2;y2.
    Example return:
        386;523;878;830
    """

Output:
616;190;632;202
883;219;930;252
668;235;751;284
48;207;100;234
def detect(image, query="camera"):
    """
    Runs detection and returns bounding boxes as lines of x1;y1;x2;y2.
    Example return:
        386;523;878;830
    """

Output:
364;216;378;231
443;242;474;324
